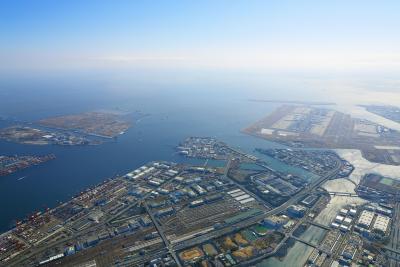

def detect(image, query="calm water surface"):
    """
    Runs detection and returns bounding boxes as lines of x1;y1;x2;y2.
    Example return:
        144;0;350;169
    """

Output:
0;80;319;232
1;77;399;267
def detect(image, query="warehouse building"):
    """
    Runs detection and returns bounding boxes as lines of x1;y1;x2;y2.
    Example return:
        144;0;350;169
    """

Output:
357;210;375;229
372;215;390;234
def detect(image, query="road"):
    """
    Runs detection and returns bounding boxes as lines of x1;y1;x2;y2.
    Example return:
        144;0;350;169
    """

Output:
143;201;182;267
171;151;343;263
7;147;343;266
7;175;178;267
385;203;400;266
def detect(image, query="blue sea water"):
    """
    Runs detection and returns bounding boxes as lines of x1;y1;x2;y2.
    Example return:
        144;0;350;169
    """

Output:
3;74;379;267
0;76;319;233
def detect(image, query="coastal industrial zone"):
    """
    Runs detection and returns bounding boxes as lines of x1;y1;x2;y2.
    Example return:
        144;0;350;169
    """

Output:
1;133;399;267
0;110;134;146
1;105;400;267
243;105;400;165
0;154;55;176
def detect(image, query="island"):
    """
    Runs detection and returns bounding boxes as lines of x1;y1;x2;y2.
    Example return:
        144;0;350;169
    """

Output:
0;126;95;145
0;154;56;176
361;105;400;124
0;110;134;146
37;111;132;138
243;105;400;165
248;99;336;106
356;173;400;200
255;148;354;178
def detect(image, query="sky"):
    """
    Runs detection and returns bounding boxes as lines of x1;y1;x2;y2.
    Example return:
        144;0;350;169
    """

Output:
1;0;400;73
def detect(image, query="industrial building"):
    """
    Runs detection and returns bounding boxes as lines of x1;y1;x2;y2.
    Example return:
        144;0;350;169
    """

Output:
263;215;287;229
301;195;319;208
140;216;152;227
227;189;241;194
339;209;349;216
205;194;223;203
372;215;390;234
331;222;339;229
156;207;175;218
235;194;250;201
334;215;344;224
315;253;327;267
357;210;375;229
320;230;341;253
343;217;352;226
308;249;320;264
227;189;255;204
287;205;307;218
190;199;204;208
239;197;255;204
349;208;357;217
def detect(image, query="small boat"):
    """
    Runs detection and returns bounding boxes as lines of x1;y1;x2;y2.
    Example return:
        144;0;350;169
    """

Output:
17;176;27;181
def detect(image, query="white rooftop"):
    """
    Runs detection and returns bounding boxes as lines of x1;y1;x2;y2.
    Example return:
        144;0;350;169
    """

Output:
239;198;255;204
373;215;390;233
335;215;344;222
343;217;352;225
227;189;241;194
340;209;349;215
235;194;250;201
358;210;375;228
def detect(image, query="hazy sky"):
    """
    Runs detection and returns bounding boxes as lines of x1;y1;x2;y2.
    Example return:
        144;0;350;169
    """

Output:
1;0;400;72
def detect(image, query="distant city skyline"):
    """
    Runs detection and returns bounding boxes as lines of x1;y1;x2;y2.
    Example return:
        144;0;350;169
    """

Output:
1;0;399;72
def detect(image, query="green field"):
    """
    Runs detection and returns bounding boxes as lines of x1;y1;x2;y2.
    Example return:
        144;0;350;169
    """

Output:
252;224;269;236
380;177;395;186
241;229;258;242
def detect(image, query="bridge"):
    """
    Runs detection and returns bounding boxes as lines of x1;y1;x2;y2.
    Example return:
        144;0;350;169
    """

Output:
308;221;331;231
327;191;359;197
290;235;332;256
203;158;209;167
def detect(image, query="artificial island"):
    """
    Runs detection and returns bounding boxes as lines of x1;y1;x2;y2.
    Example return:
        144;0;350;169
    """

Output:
243;105;400;165
0;111;134;146
0;154;55;177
